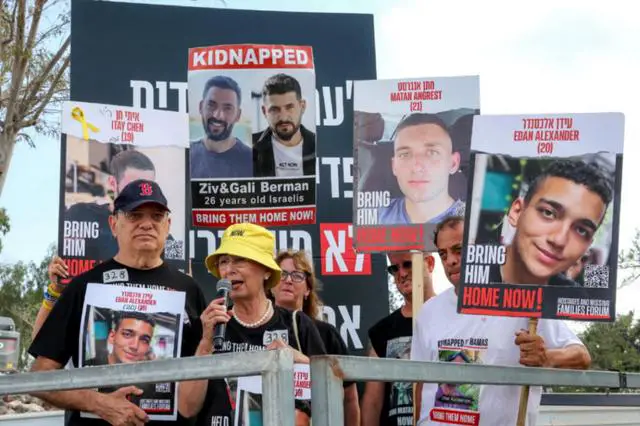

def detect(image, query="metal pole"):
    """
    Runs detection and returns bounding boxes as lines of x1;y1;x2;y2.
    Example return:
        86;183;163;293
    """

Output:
626;371;640;389
262;348;295;426
335;356;623;389
0;351;277;396
311;356;344;426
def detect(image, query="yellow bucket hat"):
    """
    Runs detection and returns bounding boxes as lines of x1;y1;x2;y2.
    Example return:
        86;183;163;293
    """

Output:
205;223;282;289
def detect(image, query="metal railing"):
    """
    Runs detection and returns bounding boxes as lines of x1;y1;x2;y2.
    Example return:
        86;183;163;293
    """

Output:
310;355;640;426
0;350;295;426
2;350;640;426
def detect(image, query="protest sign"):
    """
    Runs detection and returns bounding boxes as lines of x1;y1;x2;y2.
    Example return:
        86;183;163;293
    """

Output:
188;44;317;228
79;283;185;420
58;101;189;282
352;76;480;252
233;364;311;426
458;112;625;321
61;101;188;146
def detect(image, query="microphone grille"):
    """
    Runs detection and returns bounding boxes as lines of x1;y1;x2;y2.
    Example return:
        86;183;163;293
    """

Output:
216;279;232;292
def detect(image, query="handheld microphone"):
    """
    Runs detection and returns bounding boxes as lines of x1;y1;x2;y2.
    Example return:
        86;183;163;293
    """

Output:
213;279;232;352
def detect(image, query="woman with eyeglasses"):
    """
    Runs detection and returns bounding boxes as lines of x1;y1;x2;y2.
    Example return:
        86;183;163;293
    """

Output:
271;249;361;425
184;223;326;426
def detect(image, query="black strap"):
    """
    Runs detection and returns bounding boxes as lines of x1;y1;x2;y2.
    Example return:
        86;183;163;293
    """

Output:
619;371;628;389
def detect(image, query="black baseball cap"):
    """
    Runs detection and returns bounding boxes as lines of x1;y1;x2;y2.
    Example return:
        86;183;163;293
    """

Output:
113;179;171;213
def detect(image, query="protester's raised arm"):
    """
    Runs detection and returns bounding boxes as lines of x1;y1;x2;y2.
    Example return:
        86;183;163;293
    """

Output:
32;256;69;339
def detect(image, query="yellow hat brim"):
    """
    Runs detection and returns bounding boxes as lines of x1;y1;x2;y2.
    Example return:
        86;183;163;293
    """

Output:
205;240;281;289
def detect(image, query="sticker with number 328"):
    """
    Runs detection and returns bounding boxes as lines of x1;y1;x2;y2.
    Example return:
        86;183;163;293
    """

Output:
263;329;289;346
103;269;129;284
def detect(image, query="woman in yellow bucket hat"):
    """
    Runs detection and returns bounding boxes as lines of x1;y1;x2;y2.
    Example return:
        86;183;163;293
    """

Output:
190;223;326;426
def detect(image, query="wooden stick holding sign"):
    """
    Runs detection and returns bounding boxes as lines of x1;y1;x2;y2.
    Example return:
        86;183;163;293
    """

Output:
411;251;424;426
515;318;539;426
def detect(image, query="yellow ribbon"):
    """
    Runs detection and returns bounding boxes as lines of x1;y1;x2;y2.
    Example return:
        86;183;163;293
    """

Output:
71;106;99;140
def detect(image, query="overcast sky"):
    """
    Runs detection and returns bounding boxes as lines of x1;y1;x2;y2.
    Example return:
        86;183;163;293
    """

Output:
1;0;638;333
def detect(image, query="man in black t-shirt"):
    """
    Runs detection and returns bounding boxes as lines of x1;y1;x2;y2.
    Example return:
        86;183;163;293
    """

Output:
360;251;436;426
28;179;209;426
252;73;316;177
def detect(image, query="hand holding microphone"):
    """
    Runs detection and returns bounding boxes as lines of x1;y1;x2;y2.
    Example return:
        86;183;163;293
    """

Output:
200;279;232;352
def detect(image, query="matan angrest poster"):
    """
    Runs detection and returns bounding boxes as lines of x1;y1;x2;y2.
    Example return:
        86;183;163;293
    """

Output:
187;44;317;228
59;101;189;281
79;283;186;420
458;112;625;321
352;76;480;252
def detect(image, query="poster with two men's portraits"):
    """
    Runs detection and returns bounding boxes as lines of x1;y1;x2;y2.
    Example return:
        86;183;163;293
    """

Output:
187;44;318;229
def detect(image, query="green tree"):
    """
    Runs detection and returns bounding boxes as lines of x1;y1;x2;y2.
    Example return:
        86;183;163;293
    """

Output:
618;228;640;288
551;311;640;393
0;0;70;196
0;208;54;369
0;207;9;253
581;311;640;375
0;247;55;370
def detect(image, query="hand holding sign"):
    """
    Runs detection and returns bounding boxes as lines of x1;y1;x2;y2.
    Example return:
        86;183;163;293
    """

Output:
48;255;69;285
515;328;548;368
95;385;149;426
266;338;309;364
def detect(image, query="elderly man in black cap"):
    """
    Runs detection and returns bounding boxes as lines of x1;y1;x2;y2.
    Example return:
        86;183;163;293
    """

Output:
28;179;216;426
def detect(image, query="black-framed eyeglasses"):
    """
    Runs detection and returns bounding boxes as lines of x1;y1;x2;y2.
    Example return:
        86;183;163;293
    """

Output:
280;270;308;283
387;261;412;275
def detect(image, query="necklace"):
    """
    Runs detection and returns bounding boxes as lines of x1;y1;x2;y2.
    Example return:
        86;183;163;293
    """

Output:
232;299;273;328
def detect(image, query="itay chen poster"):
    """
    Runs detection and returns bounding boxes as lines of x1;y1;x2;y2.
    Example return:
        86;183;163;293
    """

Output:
59;101;189;281
188;44;317;228
352;76;480;252
79;283;185;420
458;112;625;321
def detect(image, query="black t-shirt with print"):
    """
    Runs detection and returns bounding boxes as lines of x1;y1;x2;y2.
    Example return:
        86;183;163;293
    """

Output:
313;319;355;388
195;306;327;426
368;308;414;426
28;258;208;426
